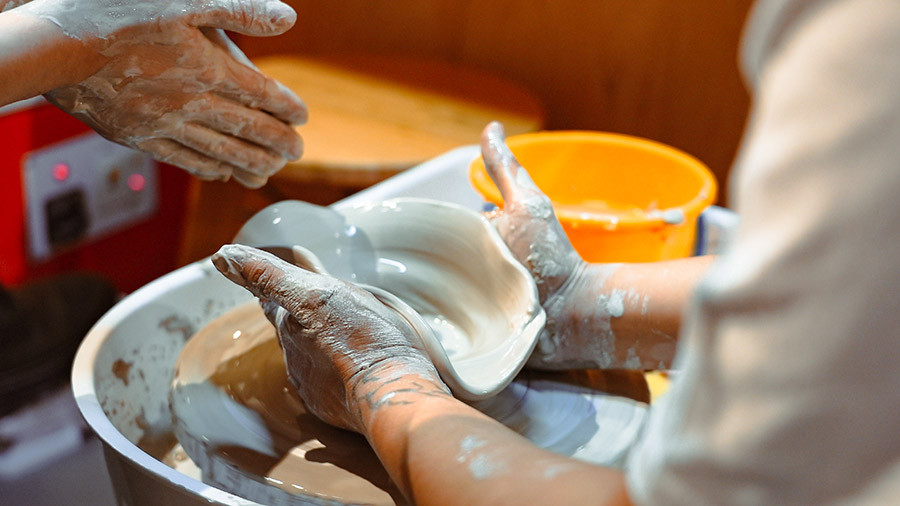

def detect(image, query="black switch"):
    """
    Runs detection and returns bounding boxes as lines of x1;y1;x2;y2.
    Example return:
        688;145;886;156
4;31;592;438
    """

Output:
45;189;89;247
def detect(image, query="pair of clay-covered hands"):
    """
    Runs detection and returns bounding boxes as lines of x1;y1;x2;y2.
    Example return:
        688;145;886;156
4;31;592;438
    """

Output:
212;122;612;433
12;0;307;188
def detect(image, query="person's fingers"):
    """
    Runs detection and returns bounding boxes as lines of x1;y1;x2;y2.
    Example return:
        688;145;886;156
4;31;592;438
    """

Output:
135;138;233;181
481;121;522;203
483;208;512;239
191;94;303;160
231;167;270;188
201;28;258;69
480;121;544;205
139;137;271;188
262;300;310;359
212;244;343;318
177;122;286;175
260;298;291;333
187;0;297;37
482;207;504;225
259;299;308;354
201;26;306;138
215;54;309;126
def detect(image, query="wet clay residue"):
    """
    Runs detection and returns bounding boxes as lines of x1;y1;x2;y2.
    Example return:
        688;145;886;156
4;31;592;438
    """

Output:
135;411;179;460
137;428;179;462
213;339;403;503
159;315;195;342
112;359;132;386
172;302;405;505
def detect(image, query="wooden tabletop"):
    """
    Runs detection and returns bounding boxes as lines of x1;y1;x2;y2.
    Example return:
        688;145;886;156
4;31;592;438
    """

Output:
254;54;545;187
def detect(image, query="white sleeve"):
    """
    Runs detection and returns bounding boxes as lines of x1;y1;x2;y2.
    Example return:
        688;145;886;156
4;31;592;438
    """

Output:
627;0;900;504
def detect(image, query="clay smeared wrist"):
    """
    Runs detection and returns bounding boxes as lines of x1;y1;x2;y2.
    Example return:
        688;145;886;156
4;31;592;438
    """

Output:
348;358;451;433
543;254;586;301
528;262;625;369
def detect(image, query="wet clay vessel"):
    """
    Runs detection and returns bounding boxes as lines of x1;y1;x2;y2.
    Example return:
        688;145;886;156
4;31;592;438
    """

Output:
233;198;547;400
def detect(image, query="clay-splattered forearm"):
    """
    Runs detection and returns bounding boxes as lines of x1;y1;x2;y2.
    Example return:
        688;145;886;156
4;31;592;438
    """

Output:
360;375;633;506
532;256;714;370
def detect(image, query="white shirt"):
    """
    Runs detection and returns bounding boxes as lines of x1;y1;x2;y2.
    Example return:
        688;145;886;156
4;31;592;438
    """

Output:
627;0;900;504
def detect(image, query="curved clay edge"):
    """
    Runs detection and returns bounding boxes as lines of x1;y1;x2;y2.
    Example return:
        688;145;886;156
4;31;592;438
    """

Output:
339;198;547;400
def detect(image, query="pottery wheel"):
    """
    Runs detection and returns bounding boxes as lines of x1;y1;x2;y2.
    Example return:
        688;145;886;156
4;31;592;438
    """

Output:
171;302;649;505
171;301;404;505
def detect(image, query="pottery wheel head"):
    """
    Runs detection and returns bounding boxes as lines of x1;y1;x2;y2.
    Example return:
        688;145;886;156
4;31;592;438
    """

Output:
170;301;405;506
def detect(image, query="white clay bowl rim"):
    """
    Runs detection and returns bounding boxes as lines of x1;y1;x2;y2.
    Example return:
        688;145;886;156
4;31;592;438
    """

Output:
344;198;545;400
71;261;261;505
237;197;547;400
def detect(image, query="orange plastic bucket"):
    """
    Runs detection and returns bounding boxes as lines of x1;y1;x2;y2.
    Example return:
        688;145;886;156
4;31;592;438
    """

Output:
469;131;717;262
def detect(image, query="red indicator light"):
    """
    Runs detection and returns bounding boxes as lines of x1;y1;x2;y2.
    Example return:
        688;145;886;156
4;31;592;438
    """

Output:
52;163;70;181
127;173;146;192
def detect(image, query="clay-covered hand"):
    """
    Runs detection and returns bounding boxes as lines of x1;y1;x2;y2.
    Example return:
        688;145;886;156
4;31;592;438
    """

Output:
211;244;447;433
481;122;622;369
481;121;585;301
16;0;308;188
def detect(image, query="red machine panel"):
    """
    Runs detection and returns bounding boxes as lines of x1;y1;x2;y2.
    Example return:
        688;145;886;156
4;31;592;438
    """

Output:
0;100;191;293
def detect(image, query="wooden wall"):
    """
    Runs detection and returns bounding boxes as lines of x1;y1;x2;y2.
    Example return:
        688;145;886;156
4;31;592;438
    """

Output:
236;1;754;206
